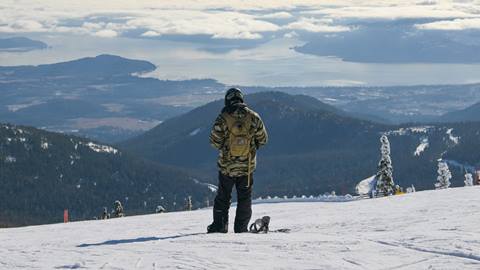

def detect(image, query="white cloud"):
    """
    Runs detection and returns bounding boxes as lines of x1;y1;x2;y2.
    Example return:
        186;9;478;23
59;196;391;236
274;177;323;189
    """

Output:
82;22;105;31
285;17;352;32
284;31;299;38
12;20;45;31
302;3;480;20
125;11;279;40
0;0;479;39
0;1;283;39
416;0;437;6
94;29;118;38
141;30;161;37
0;19;46;33
258;12;294;19
415;18;480;30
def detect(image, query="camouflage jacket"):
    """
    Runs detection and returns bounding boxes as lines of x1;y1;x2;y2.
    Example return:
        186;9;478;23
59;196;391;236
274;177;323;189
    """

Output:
210;103;268;177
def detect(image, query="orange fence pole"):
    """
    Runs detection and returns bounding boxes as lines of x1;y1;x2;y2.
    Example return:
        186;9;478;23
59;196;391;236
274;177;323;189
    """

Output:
64;209;69;223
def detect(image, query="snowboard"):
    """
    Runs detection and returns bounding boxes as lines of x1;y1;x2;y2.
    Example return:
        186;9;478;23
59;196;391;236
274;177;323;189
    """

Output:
249;216;291;233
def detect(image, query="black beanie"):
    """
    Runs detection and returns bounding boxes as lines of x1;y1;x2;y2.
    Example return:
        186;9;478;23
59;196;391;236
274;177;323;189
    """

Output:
225;88;244;107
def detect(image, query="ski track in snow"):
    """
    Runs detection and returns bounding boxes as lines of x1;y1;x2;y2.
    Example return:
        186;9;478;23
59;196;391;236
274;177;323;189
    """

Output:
1;187;480;269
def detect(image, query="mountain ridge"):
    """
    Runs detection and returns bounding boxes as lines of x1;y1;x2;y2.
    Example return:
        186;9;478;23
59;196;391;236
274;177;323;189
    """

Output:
0;122;214;227
121;92;480;196
438;101;480;123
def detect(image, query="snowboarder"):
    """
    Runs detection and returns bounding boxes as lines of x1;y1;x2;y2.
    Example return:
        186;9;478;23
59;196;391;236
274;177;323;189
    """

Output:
112;200;125;218
207;88;268;233
185;196;192;211
101;207;110;219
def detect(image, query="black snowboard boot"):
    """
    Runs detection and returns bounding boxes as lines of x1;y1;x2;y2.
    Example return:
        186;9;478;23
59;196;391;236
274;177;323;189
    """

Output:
207;210;228;233
207;222;228;233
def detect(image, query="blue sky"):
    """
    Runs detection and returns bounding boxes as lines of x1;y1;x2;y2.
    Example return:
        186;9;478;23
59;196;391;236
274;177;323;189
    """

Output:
1;0;480;86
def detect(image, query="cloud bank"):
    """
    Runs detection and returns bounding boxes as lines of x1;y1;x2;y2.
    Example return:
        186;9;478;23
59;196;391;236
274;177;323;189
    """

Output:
1;0;479;40
416;18;480;30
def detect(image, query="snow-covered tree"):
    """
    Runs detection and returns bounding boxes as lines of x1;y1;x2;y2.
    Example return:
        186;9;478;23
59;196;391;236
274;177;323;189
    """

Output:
464;173;474;187
435;161;451;189
112;200;124;217
376;135;395;196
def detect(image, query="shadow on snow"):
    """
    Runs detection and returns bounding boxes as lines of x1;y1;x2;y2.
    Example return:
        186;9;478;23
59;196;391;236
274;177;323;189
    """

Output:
77;233;205;247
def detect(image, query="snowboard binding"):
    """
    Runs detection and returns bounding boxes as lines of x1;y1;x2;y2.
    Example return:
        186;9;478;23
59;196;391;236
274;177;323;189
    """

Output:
249;216;270;233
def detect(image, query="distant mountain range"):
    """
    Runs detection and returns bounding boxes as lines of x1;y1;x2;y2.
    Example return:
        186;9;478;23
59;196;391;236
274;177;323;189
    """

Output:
0;37;47;52
0;123;214;227
121;92;480;197
0;55;224;142
2;55;480;144
248;84;480;124
438;102;480;123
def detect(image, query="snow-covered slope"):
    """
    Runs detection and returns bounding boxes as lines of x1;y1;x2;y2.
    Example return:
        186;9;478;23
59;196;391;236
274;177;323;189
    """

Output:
1;187;479;269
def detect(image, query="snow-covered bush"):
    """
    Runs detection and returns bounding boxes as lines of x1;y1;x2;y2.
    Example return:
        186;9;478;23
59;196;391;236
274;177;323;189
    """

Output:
406;185;416;193
376;135;395;196
156;205;166;213
464;173;474;187
435;161;451;189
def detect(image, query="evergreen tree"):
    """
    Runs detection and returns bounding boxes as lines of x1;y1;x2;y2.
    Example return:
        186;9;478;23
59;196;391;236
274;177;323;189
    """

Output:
435;161;452;189
375;135;395;196
112;200;125;217
464;173;474;187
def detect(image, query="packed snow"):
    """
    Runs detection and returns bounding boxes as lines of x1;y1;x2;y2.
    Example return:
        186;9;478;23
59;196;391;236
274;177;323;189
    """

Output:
1;187;479;269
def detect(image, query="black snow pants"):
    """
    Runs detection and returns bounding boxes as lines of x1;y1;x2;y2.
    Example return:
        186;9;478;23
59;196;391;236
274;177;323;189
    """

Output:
212;172;253;233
